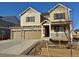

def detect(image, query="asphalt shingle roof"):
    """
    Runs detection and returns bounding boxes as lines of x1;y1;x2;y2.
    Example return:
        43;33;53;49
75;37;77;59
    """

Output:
0;16;20;27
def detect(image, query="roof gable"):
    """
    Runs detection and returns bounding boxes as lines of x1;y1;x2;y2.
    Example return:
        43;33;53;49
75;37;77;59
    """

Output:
19;7;41;16
41;20;51;25
49;3;71;12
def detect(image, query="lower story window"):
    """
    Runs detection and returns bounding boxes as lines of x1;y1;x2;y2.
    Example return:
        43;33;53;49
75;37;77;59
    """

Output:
54;25;65;32
0;30;5;35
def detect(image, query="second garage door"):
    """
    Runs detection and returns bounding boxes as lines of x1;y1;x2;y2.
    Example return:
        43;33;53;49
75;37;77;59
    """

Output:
24;30;41;39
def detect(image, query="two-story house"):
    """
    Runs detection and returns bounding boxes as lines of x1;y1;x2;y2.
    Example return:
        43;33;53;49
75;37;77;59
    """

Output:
11;4;72;42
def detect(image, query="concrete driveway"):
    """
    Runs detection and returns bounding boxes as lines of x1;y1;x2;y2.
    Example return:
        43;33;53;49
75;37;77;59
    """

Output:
0;39;40;56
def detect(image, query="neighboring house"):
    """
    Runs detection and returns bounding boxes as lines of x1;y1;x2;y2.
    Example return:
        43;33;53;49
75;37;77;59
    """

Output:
74;29;79;34
0;16;19;40
73;29;79;40
11;4;72;42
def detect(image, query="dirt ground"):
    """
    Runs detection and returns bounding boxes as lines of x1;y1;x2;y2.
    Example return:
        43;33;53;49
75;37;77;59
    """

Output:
40;48;79;57
28;40;79;57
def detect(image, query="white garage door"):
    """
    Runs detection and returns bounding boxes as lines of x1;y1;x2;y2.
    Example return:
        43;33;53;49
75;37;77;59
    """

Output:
24;30;41;39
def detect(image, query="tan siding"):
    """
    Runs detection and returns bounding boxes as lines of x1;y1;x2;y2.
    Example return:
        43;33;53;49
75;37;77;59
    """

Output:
51;25;70;41
51;33;69;41
50;6;70;22
20;8;41;26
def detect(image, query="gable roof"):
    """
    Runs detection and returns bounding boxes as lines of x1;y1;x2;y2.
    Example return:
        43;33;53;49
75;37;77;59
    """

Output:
19;7;41;16
41;13;49;16
41;19;51;25
0;16;20;27
49;3;71;12
1;16;19;25
74;29;79;32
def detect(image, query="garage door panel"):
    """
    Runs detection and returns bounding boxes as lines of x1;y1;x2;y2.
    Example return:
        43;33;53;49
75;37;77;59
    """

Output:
12;31;21;40
24;30;41;39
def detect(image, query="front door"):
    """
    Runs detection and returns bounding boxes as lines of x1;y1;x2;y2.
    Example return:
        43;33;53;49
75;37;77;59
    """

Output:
44;26;49;37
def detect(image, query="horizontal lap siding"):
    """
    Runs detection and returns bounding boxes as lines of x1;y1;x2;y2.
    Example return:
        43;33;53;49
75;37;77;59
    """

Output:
51;33;69;41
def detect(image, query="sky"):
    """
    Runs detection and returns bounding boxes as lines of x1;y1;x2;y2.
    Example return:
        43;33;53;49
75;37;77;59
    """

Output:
0;2;78;30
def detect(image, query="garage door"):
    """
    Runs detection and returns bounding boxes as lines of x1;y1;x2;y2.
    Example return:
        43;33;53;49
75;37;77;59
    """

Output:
12;31;21;40
24;30;41;39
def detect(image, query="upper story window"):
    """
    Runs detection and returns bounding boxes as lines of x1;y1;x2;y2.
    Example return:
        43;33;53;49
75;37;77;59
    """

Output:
54;25;65;32
26;17;35;22
54;13;65;20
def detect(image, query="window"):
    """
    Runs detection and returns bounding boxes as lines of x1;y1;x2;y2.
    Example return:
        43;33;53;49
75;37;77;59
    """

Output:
26;17;35;22
0;31;5;35
54;13;65;20
54;25;65;32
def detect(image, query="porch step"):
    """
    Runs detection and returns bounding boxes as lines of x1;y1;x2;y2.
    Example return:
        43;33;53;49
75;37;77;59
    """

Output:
43;37;49;41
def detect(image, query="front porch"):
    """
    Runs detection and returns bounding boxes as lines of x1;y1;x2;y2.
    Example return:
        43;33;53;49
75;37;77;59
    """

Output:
41;20;72;42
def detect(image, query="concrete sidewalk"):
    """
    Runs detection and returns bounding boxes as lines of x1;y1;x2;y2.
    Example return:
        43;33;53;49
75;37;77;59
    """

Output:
0;39;39;56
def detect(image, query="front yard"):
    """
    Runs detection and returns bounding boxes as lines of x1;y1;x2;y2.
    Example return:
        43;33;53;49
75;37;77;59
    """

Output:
28;40;79;57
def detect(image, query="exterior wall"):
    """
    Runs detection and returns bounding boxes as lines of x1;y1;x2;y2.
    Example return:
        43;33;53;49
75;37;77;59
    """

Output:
20;8;41;26
49;5;71;41
49;6;70;22
50;25;70;41
51;33;69;41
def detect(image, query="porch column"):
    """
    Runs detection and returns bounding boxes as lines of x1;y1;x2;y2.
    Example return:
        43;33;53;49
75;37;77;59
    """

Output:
41;26;43;39
49;24;51;38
